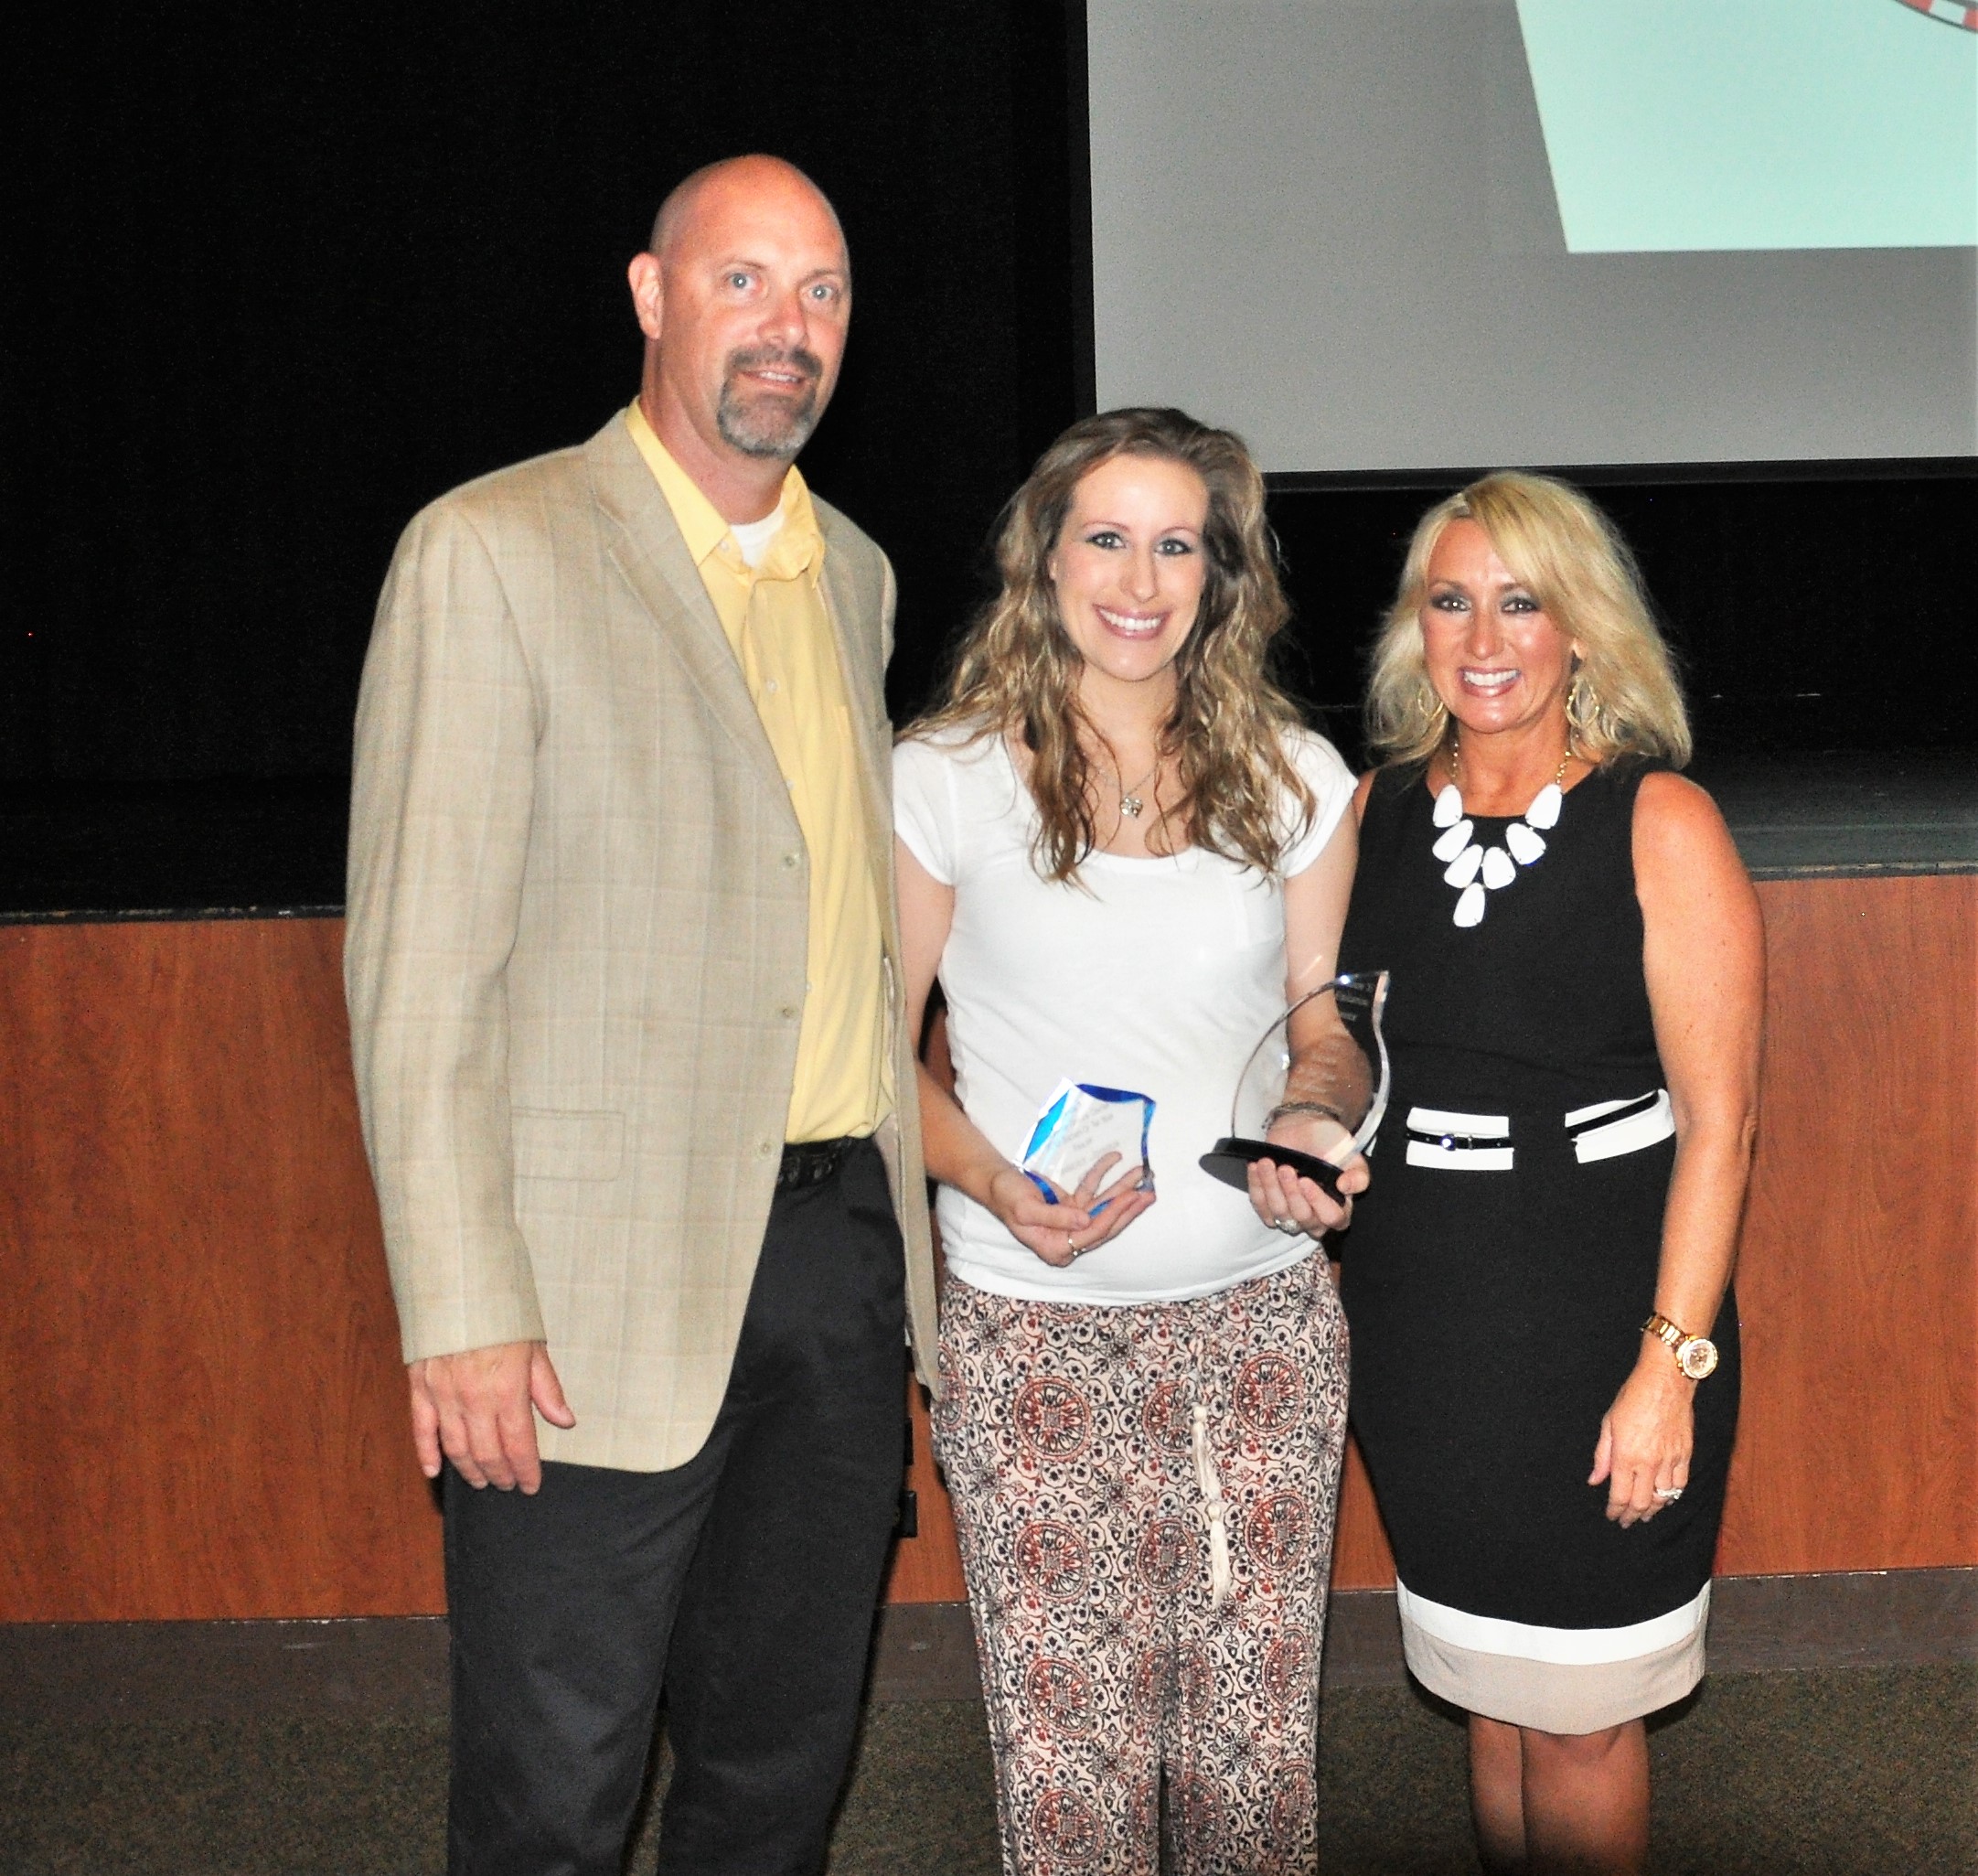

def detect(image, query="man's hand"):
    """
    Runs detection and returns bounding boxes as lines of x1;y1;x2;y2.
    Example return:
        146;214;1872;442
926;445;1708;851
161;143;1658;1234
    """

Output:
408;1340;576;1494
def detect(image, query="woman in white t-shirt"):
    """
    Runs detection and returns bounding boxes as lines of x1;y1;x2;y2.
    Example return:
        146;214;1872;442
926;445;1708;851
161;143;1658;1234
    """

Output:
895;408;1361;1874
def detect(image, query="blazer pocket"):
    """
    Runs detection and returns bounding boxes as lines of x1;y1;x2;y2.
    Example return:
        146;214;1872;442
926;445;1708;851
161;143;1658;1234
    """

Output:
512;1108;625;1182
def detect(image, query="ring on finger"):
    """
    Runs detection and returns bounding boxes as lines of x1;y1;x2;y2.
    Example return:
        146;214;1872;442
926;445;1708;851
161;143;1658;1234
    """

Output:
1274;1218;1303;1236
1652;1485;1683;1502
1064;1231;1081;1260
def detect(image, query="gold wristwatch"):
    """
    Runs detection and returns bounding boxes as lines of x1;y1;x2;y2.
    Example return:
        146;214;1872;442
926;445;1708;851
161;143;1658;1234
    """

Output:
1642;1313;1718;1380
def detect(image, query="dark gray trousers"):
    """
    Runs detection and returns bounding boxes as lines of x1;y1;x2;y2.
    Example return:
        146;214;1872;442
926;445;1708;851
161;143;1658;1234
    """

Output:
444;1141;906;1876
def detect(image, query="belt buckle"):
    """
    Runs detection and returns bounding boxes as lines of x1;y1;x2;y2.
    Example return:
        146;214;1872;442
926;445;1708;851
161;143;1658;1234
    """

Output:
1404;1126;1510;1152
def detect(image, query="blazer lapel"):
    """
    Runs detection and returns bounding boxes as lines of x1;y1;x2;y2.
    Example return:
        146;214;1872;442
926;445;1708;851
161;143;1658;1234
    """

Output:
818;547;885;731
583;417;786;789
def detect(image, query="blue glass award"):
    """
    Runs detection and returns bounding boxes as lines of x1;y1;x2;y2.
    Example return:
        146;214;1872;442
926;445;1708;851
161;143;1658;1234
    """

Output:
1020;1079;1155;1206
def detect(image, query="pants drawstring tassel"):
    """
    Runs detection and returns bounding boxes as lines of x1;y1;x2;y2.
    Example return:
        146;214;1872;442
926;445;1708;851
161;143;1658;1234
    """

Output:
1192;1400;1233;1611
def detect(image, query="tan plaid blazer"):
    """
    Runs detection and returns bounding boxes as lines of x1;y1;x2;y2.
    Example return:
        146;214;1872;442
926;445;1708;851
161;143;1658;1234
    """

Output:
345;413;937;1472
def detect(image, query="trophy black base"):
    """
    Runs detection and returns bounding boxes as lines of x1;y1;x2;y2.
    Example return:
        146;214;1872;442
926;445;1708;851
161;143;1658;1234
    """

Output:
1198;1137;1345;1202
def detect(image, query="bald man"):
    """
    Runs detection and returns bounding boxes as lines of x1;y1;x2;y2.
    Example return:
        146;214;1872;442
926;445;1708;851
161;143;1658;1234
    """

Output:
346;155;938;1875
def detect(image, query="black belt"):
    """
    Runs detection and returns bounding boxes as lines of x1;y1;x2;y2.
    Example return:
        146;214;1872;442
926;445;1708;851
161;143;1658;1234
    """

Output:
776;1135;861;1191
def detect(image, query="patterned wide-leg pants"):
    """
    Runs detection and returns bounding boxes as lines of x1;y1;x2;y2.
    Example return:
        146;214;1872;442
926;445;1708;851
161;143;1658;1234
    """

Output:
935;1255;1350;1876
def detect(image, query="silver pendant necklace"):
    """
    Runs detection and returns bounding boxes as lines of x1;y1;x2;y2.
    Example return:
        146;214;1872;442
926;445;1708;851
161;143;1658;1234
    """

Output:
1432;735;1569;927
1117;757;1160;820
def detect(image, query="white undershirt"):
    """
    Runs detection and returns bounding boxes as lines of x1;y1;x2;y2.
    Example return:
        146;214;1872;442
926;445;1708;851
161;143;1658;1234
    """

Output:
728;503;785;568
893;725;1354;1305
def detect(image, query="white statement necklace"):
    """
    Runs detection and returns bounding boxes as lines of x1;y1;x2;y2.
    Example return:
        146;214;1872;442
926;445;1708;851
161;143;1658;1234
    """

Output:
1431;741;1569;927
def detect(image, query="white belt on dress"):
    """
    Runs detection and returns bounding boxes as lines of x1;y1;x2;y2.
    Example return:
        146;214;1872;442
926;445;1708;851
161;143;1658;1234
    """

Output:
1402;1089;1674;1172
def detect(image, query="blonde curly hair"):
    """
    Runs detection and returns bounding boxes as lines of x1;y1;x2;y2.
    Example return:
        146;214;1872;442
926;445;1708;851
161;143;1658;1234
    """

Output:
1366;472;1691;768
910;408;1313;881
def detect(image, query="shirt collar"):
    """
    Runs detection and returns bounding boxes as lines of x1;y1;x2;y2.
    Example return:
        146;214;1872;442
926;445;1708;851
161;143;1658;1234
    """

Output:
625;401;822;580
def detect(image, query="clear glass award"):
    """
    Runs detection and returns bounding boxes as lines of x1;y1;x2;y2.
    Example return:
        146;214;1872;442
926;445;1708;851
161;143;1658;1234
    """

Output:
1198;970;1392;1202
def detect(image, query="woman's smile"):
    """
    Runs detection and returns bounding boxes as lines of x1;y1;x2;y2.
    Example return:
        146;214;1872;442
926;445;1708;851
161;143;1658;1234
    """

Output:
1048;452;1209;695
1095;604;1169;638
1420;520;1577;742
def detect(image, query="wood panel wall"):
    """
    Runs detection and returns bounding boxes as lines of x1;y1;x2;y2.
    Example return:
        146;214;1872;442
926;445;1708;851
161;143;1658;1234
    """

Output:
1717;874;1977;1574
3;875;1973;1621
0;918;444;1620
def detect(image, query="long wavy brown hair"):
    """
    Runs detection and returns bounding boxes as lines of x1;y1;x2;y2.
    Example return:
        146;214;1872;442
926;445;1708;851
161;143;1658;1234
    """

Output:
909;408;1314;882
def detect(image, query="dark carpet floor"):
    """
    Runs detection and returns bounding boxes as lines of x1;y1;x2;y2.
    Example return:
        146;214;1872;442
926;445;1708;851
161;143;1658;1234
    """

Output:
3;1665;1970;1874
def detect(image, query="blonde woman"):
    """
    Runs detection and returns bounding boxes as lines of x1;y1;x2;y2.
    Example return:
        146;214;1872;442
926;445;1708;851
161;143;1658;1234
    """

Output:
1334;474;1763;1874
894;408;1362;1872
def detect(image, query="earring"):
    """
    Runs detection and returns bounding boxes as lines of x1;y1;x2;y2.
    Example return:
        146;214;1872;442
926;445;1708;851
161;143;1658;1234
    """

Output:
1566;669;1609;745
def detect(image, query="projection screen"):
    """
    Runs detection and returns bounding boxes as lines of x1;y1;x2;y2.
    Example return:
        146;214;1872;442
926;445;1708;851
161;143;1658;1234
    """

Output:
1085;0;1978;475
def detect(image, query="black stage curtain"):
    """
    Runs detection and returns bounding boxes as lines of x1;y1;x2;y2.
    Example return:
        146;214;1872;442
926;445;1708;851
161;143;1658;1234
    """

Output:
5;2;1080;783
6;2;1971;801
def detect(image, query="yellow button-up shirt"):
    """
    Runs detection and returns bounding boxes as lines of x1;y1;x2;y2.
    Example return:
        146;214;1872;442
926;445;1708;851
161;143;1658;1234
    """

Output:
626;403;888;1143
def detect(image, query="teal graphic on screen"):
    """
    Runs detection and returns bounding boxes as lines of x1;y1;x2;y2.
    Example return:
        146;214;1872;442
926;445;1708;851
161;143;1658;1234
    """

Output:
1515;0;1978;251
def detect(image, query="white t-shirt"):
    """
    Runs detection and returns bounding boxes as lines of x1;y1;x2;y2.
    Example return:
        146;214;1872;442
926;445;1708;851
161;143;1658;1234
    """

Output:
728;504;785;567
893;724;1354;1305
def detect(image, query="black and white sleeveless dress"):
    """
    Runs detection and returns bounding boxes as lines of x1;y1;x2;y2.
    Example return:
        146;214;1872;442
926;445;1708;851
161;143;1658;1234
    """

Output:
1335;759;1739;1733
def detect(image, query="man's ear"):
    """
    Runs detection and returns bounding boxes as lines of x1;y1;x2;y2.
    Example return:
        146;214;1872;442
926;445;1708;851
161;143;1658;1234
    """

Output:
626;252;665;342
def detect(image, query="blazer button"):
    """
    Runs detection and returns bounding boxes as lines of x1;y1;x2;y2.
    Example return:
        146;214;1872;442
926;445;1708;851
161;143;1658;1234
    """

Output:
780;1004;799;1021
756;1141;775;1159
782;852;801;870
